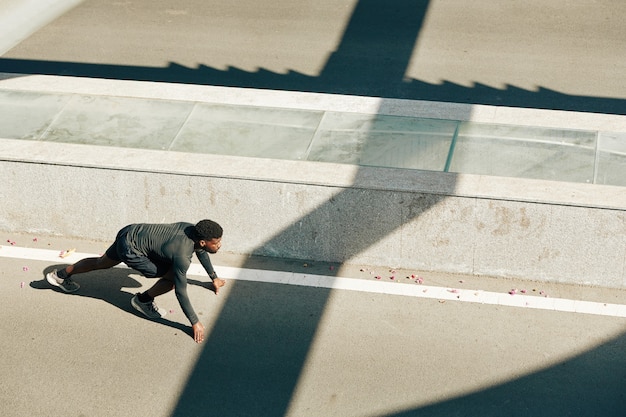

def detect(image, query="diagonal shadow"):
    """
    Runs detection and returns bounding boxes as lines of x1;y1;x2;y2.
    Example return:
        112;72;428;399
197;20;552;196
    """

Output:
386;331;626;417
169;2;442;416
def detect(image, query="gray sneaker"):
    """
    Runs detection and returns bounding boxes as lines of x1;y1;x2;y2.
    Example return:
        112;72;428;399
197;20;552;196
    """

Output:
46;270;80;293
131;294;166;319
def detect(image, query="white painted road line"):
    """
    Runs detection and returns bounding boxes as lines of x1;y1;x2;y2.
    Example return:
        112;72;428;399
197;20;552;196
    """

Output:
2;245;626;318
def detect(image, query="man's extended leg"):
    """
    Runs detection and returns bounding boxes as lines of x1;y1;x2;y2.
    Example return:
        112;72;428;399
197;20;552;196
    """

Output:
46;254;120;293
66;254;121;275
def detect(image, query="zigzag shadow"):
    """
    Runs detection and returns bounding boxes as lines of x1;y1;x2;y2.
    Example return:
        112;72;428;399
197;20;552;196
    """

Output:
1;58;623;115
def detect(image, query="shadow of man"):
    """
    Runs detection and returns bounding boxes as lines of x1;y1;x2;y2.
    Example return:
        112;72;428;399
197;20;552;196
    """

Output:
34;264;192;335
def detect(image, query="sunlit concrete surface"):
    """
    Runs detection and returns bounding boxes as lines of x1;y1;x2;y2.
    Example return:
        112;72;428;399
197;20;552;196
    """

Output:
1;135;624;287
0;77;624;287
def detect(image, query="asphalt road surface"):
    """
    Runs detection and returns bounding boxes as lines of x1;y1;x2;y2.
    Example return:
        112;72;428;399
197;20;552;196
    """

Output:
1;233;625;417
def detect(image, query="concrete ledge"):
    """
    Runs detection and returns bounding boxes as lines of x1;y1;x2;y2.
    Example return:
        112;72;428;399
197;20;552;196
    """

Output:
1;139;624;288
1;138;625;210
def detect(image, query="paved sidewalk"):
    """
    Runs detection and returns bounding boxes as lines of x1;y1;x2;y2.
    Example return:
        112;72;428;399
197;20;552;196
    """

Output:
1;232;625;417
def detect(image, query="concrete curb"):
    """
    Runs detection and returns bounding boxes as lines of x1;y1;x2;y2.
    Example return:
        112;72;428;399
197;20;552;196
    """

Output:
1;139;624;288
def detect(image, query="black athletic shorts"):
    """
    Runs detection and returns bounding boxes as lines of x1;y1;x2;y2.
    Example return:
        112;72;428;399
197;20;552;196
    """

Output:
104;225;170;278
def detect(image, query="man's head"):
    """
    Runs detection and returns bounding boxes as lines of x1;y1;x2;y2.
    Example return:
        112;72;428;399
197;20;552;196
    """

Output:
195;219;223;253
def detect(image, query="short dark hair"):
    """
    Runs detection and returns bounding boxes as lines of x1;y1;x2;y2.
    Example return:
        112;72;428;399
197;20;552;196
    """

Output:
195;219;223;240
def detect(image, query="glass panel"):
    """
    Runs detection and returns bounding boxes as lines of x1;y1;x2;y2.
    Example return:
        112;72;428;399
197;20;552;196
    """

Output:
307;112;457;171
43;95;195;150
595;132;626;186
0;90;70;140
1;87;623;188
173;103;323;160
449;122;597;183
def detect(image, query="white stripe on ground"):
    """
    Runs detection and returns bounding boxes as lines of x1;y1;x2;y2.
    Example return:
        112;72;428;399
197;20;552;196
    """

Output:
3;245;625;318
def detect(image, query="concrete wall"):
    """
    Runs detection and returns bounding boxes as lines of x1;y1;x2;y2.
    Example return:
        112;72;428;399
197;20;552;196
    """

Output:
1;138;624;288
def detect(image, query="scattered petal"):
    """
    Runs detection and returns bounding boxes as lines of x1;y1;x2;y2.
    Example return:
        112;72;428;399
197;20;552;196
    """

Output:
448;289;459;293
509;289;517;295
329;265;335;271
22;266;29;272
61;248;76;258
33;237;38;242
20;282;25;288
416;277;424;284
389;276;395;280
375;275;381;280
520;289;527;294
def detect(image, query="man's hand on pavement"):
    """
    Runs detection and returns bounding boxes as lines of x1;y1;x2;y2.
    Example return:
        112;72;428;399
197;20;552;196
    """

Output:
192;322;205;343
212;278;226;295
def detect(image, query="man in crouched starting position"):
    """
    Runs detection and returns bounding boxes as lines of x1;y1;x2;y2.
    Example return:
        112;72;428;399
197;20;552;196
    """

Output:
46;220;225;343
